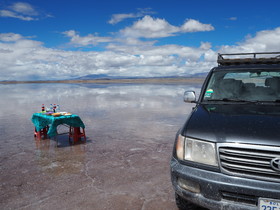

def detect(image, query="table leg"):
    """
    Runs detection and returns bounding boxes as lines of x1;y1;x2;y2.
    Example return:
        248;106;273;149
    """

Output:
34;126;48;140
69;127;86;144
73;127;80;143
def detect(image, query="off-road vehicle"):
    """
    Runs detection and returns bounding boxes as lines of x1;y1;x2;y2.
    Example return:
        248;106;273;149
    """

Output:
171;52;280;210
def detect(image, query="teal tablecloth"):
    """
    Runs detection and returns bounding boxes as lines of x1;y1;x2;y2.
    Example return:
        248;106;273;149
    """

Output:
31;113;85;137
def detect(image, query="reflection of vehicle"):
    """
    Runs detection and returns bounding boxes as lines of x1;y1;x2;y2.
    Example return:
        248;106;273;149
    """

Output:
170;52;280;210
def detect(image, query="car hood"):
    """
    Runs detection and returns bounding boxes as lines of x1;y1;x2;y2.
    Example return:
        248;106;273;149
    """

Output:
183;103;280;146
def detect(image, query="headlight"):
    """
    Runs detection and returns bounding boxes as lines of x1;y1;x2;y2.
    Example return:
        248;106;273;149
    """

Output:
176;134;218;166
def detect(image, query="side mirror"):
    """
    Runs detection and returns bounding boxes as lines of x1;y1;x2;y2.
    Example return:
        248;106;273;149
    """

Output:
184;91;196;103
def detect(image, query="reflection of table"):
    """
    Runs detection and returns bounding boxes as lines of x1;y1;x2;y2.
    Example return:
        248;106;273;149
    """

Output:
31;113;85;138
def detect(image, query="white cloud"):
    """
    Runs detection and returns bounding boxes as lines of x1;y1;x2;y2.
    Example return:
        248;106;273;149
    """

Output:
0;33;213;80
10;2;38;16
120;16;177;38
0;9;36;21
200;42;212;50
108;8;155;24
0;2;51;21
120;37;157;46
1;27;280;81
0;33;23;42
109;13;139;25
181;19;214;32
120;16;214;38
219;27;280;53
63;30;113;47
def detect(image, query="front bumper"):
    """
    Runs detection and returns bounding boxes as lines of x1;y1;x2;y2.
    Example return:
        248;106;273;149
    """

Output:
171;157;280;210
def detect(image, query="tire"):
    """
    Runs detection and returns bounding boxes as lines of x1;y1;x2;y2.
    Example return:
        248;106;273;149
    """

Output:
175;193;201;210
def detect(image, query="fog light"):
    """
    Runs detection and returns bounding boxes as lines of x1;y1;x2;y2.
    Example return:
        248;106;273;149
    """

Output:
178;178;200;193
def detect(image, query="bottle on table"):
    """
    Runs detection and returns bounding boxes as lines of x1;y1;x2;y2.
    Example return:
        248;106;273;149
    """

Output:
42;104;45;112
49;104;53;112
53;104;56;113
56;104;60;112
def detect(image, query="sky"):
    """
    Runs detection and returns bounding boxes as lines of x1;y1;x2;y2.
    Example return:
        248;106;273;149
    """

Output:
1;0;280;81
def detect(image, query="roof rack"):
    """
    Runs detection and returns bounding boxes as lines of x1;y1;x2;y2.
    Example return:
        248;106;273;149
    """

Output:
217;52;280;66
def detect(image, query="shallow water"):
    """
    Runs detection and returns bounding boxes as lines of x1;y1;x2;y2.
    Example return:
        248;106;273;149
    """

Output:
0;82;202;210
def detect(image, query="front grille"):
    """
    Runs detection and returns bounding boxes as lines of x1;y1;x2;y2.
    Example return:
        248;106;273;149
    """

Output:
221;191;257;206
218;143;280;182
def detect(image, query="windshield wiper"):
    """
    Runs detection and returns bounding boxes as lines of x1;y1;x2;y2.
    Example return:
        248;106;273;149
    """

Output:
206;98;250;102
205;98;280;104
251;99;280;103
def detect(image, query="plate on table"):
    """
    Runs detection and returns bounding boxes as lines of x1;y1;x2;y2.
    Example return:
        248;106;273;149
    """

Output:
52;113;61;117
59;112;67;114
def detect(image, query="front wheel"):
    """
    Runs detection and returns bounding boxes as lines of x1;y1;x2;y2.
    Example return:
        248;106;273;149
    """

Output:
175;193;202;210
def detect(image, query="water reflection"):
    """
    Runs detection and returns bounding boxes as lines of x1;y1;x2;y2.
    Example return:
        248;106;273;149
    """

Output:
0;83;202;160
1;83;201;108
34;139;86;175
0;82;202;146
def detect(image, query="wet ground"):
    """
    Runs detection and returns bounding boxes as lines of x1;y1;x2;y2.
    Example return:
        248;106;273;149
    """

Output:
0;83;201;210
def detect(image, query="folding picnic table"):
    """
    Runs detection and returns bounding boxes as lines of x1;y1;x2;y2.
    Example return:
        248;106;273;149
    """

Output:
31;113;86;144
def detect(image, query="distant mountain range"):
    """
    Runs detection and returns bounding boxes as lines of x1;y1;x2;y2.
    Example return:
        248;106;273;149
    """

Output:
75;72;207;80
0;73;208;82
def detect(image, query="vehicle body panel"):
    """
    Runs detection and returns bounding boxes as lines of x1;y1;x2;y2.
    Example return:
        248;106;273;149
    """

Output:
183;104;280;146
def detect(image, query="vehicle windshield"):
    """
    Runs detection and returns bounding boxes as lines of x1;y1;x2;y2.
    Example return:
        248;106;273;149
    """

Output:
203;69;280;102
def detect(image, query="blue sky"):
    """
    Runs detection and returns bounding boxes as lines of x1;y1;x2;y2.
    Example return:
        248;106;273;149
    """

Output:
1;0;280;81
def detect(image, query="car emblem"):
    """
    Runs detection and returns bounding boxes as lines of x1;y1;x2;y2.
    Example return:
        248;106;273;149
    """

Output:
271;158;280;172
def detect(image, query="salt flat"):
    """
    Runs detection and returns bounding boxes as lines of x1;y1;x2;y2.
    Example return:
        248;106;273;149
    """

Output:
0;82;202;210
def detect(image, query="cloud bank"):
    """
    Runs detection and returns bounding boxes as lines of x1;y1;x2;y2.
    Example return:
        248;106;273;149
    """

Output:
1;26;280;81
120;16;214;38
